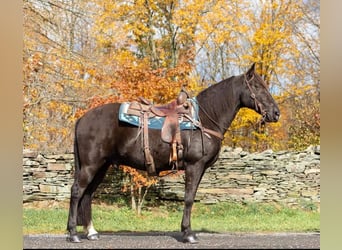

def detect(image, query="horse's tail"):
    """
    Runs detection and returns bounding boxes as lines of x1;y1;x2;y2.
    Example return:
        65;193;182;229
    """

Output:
72;118;87;226
73;118;81;176
71;118;90;227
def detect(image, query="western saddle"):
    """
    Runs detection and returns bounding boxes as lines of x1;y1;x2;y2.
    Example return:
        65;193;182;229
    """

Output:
125;88;193;176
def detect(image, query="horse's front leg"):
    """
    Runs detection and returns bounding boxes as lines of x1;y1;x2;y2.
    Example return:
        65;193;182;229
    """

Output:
181;163;205;244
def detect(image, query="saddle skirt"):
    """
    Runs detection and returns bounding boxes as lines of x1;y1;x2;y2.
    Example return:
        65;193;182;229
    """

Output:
118;97;199;131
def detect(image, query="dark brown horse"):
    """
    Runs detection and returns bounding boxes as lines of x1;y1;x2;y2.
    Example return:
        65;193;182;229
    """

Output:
67;63;280;243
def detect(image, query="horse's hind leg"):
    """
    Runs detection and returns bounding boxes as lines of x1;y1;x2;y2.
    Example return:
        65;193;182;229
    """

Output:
80;164;111;241
67;173;88;243
67;164;106;243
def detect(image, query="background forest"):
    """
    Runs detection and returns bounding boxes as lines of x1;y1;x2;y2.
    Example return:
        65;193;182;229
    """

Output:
23;0;320;154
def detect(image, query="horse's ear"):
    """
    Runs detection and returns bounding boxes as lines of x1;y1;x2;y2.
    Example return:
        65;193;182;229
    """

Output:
246;63;256;79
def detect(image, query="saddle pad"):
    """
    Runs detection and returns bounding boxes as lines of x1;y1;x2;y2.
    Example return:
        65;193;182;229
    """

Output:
119;98;199;130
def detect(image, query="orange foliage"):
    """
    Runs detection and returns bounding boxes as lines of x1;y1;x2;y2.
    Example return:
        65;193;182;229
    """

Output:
111;62;192;104
120;166;158;192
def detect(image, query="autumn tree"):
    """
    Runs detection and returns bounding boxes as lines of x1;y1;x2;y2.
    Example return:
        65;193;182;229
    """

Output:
23;0;320;154
23;0;105;152
282;0;320;150
222;0;320;151
120;166;158;215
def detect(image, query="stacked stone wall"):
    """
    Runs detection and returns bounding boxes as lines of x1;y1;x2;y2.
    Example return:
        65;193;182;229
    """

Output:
23;146;320;206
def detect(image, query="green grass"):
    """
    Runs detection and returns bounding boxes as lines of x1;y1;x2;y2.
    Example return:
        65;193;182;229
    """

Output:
23;201;320;235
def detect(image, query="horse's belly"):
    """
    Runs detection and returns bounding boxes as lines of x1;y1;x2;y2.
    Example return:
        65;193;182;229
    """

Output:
115;131;171;168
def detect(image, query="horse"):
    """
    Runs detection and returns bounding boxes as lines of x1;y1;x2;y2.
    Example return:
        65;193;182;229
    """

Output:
66;63;280;244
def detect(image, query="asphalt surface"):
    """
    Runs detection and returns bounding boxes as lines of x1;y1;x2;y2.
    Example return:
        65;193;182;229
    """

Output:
23;232;320;249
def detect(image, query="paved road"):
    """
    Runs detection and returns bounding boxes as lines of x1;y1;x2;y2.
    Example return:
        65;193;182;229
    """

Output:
23;232;320;249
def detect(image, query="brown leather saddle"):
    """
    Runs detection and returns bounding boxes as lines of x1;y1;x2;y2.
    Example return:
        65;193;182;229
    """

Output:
125;90;192;176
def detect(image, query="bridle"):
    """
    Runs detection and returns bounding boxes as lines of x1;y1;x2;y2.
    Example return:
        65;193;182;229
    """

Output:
189;72;270;139
244;73;267;123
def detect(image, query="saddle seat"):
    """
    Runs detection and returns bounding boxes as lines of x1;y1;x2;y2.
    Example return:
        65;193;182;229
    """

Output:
126;90;192;176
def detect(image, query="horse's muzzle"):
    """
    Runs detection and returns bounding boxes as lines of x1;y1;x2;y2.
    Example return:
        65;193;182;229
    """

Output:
264;109;280;123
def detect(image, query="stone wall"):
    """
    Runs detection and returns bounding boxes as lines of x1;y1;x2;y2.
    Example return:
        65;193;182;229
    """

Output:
23;145;320;206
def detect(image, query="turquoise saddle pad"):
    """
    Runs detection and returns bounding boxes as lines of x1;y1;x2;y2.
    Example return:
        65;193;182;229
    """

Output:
118;98;199;130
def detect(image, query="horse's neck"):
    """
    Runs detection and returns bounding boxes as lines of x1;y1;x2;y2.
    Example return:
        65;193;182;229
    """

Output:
196;78;241;135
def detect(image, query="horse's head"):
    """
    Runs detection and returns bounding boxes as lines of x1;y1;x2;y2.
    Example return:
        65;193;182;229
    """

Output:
241;63;280;123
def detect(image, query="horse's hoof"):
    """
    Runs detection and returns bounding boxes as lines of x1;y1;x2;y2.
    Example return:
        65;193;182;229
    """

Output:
183;235;199;244
67;235;82;243
87;233;99;241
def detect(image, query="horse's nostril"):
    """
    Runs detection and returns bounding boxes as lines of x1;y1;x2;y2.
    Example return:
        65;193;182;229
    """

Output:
274;111;280;120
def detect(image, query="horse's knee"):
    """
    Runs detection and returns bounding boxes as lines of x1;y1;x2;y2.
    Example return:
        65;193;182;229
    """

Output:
70;177;89;200
184;196;194;207
70;181;84;199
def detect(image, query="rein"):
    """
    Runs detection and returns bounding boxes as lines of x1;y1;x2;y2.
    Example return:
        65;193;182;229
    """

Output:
191;99;224;140
189;72;268;140
184;113;224;140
